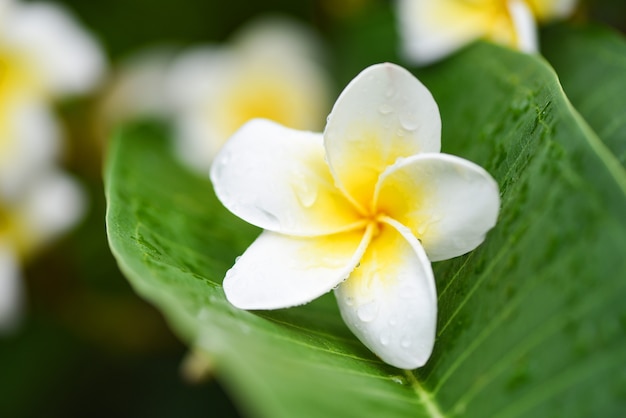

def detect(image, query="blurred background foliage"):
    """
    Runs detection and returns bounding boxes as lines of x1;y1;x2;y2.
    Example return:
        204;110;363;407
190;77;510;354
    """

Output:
1;0;624;417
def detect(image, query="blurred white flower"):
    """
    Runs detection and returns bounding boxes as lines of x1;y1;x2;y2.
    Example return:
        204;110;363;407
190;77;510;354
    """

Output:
1;0;105;192
167;16;332;173
0;0;105;98
0;100;60;196
98;48;177;132
0;167;86;333
0;0;104;332
395;0;578;65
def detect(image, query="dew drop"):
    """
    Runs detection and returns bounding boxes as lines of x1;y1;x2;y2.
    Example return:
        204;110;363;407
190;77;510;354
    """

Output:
378;103;393;114
298;186;318;208
396;128;406;137
385;86;396;98
357;301;378;322
212;152;231;179
399;111;419;131
379;331;390;346
391;375;406;385
291;173;318;208
345;296;354;306
401;337;412;348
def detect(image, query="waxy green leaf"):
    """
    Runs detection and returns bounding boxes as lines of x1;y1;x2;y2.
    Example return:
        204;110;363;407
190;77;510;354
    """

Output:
542;23;626;166
105;41;626;417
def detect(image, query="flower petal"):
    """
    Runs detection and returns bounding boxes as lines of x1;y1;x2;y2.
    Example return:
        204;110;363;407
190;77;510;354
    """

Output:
0;242;23;334
233;16;326;64
223;227;372;310
324;63;440;211
375;153;500;262
18;169;86;247
166;47;236;171
0;100;60;199
335;218;436;369
211;119;362;236
100;48;176;129
527;0;578;22
4;169;85;258
508;0;538;53
395;0;493;65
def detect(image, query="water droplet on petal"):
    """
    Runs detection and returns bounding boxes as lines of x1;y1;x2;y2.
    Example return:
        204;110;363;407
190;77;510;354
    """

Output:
378;103;393;114
385;86;396;98
401;336;412;348
291;171;318;208
379;331;391;346
357;301;378;322
344;296;354;306
399;111;420;131
298;185;318;208
212;151;231;180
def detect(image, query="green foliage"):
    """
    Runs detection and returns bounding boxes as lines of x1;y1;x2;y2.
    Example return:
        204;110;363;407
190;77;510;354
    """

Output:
542;23;626;166
105;40;626;418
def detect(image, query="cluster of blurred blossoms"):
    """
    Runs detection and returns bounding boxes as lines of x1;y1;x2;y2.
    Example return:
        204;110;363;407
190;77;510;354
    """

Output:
0;0;104;332
396;0;579;65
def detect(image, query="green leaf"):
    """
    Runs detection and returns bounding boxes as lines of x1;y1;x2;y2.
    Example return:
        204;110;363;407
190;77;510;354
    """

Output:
542;23;626;167
105;43;626;417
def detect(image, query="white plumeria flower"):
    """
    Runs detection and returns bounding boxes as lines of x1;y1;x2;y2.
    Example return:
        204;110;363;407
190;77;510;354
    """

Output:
167;16;331;173
396;0;578;65
0;169;85;332
211;63;500;369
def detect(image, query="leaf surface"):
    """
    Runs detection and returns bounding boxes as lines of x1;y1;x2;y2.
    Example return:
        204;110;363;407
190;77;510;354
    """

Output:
542;23;626;166
105;42;626;417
